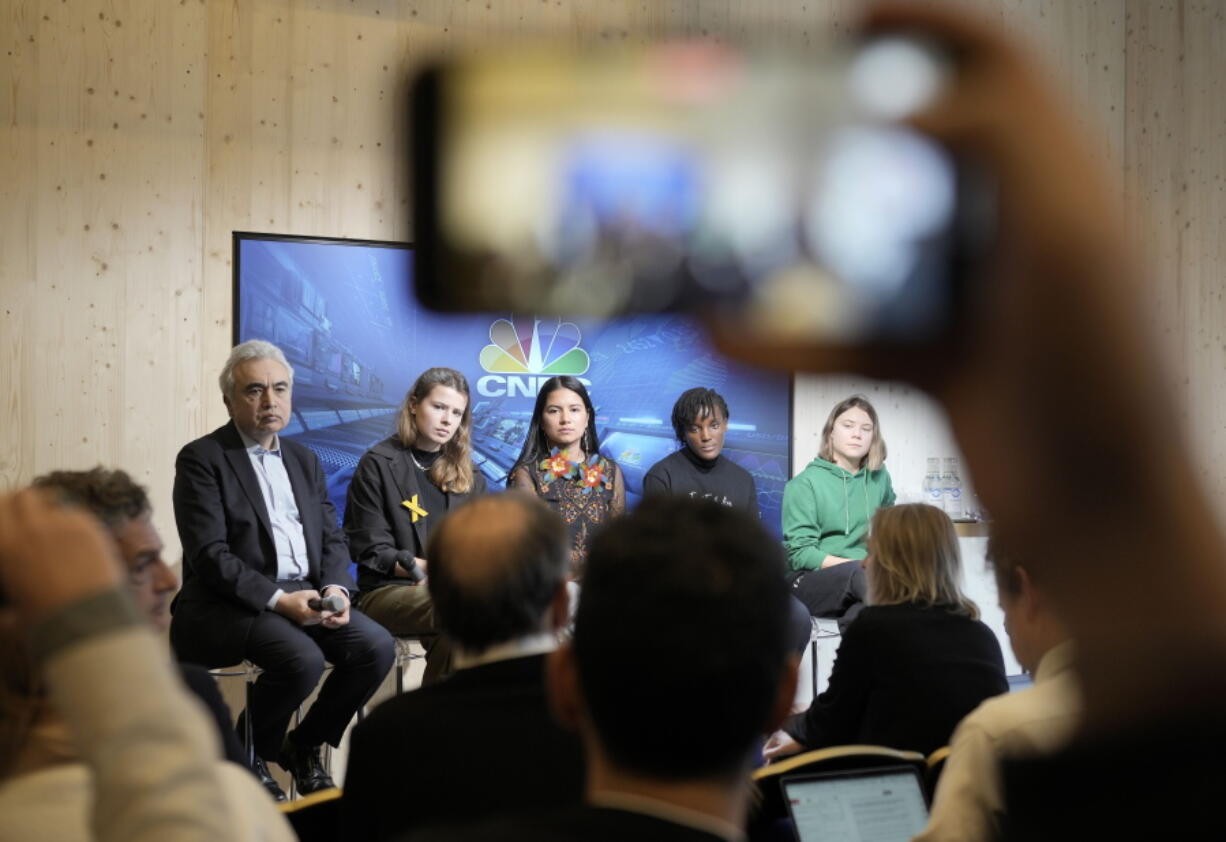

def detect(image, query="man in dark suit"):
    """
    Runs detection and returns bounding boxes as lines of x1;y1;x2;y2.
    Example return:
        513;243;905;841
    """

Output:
410;497;799;842
170;339;394;801
343;493;583;841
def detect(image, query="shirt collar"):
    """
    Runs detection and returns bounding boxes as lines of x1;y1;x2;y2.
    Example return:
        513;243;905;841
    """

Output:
452;632;559;671
1034;640;1076;683
237;428;281;456
589;791;746;842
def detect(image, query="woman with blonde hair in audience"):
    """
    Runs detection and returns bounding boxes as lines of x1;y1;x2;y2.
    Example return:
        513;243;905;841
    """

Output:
766;504;1008;759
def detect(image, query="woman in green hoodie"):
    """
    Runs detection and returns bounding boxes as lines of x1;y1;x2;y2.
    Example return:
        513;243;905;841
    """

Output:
783;395;895;629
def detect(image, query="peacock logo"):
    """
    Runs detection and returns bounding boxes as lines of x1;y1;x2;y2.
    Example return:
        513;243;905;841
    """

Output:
479;317;591;376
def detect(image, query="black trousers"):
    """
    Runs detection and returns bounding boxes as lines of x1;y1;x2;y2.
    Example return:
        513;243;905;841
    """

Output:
244;605;394;759
788;562;866;632
786;593;815;654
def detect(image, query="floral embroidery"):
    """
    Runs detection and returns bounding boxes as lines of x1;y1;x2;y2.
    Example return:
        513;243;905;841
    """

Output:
542;451;576;483
526;449;621;578
580;463;604;493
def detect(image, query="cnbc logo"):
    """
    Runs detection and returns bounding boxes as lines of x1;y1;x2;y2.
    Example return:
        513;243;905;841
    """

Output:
477;317;592;398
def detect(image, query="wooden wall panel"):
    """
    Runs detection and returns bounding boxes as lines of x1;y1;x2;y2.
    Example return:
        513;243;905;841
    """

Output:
1;0;1224;559
1126;0;1226;519
0;2;38;490
1;1;207;552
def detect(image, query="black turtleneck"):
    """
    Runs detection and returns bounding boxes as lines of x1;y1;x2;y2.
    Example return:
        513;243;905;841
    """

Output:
409;447;448;530
411;447;442;470
680;445;719;472
641;445;760;518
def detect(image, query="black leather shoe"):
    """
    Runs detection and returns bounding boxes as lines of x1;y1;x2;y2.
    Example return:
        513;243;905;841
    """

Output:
279;737;335;795
252;755;288;802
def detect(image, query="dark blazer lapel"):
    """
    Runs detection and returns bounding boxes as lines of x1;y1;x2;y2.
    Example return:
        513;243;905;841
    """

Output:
282;445;322;575
386;447;429;551
220;428;274;543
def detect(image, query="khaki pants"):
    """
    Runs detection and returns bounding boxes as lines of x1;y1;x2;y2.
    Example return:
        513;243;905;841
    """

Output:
355;584;453;685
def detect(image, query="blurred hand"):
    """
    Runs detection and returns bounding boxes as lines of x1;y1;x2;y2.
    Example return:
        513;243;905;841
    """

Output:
763;730;804;762
709;2;1226;729
0;488;125;625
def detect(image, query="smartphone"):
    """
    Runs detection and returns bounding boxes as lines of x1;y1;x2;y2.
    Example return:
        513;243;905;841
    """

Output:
411;38;992;345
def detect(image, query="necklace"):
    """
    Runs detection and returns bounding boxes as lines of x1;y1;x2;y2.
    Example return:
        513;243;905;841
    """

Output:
410;448;439;472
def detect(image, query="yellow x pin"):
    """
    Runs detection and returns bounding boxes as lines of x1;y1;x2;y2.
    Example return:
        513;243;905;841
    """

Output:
401;495;428;523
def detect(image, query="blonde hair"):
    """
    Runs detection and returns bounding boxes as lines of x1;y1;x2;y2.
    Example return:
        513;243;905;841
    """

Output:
818;395;887;472
396;368;476;494
867;504;978;618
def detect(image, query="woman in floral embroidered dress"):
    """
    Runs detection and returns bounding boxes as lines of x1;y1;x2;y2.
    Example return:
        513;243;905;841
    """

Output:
508;376;625;577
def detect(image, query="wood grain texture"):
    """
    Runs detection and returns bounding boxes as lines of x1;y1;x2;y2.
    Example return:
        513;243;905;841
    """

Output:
1;0;207;554
2;0;1224;565
1125;0;1226;516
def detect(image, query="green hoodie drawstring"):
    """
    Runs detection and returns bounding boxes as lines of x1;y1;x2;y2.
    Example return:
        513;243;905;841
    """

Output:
839;466;873;537
841;472;849;535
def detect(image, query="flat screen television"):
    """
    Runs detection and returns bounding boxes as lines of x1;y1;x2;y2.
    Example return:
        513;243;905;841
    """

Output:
233;232;793;535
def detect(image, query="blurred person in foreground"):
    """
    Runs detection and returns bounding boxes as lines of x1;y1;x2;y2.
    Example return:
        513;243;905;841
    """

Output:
0;488;294;842
410;497;799;842
913;538;1079;842
31;467;248;769
343;494;583;841
766;504;1006;761
712;4;1226;838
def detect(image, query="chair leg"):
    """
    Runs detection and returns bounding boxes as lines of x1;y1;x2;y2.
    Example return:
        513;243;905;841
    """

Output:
244;673;256;768
810;636;819;692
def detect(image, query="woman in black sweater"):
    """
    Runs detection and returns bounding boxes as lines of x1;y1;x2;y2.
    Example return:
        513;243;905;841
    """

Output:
766;504;1007;759
344;367;486;683
643;387;811;654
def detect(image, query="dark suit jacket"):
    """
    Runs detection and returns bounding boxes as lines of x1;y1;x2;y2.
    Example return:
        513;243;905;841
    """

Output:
343;653;584;841
784;602;1008;756
170;421;356;666
404;806;730;842
344;436;486;594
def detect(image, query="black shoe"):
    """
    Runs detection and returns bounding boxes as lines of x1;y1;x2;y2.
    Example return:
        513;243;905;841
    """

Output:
279;736;335;795
252;755;288;802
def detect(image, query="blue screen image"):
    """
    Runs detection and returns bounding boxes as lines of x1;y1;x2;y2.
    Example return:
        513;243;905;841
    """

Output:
235;235;792;537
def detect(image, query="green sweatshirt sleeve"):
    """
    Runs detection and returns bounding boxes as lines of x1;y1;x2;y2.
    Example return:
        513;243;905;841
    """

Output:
782;474;829;572
883;473;896;507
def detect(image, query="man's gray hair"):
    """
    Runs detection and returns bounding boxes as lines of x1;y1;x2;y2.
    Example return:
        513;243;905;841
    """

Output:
219;339;295;397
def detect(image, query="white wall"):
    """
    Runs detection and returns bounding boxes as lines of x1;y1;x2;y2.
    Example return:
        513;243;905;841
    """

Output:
792;374;966;506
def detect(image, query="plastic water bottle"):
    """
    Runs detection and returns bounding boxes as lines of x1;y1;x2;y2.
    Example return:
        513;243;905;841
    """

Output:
942;457;963;519
923;458;942;508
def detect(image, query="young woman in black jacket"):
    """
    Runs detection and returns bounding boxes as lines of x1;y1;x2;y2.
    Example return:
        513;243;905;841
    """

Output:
344;367;486;683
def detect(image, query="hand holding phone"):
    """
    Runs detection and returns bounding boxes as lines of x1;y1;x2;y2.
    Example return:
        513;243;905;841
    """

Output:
412;35;991;348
